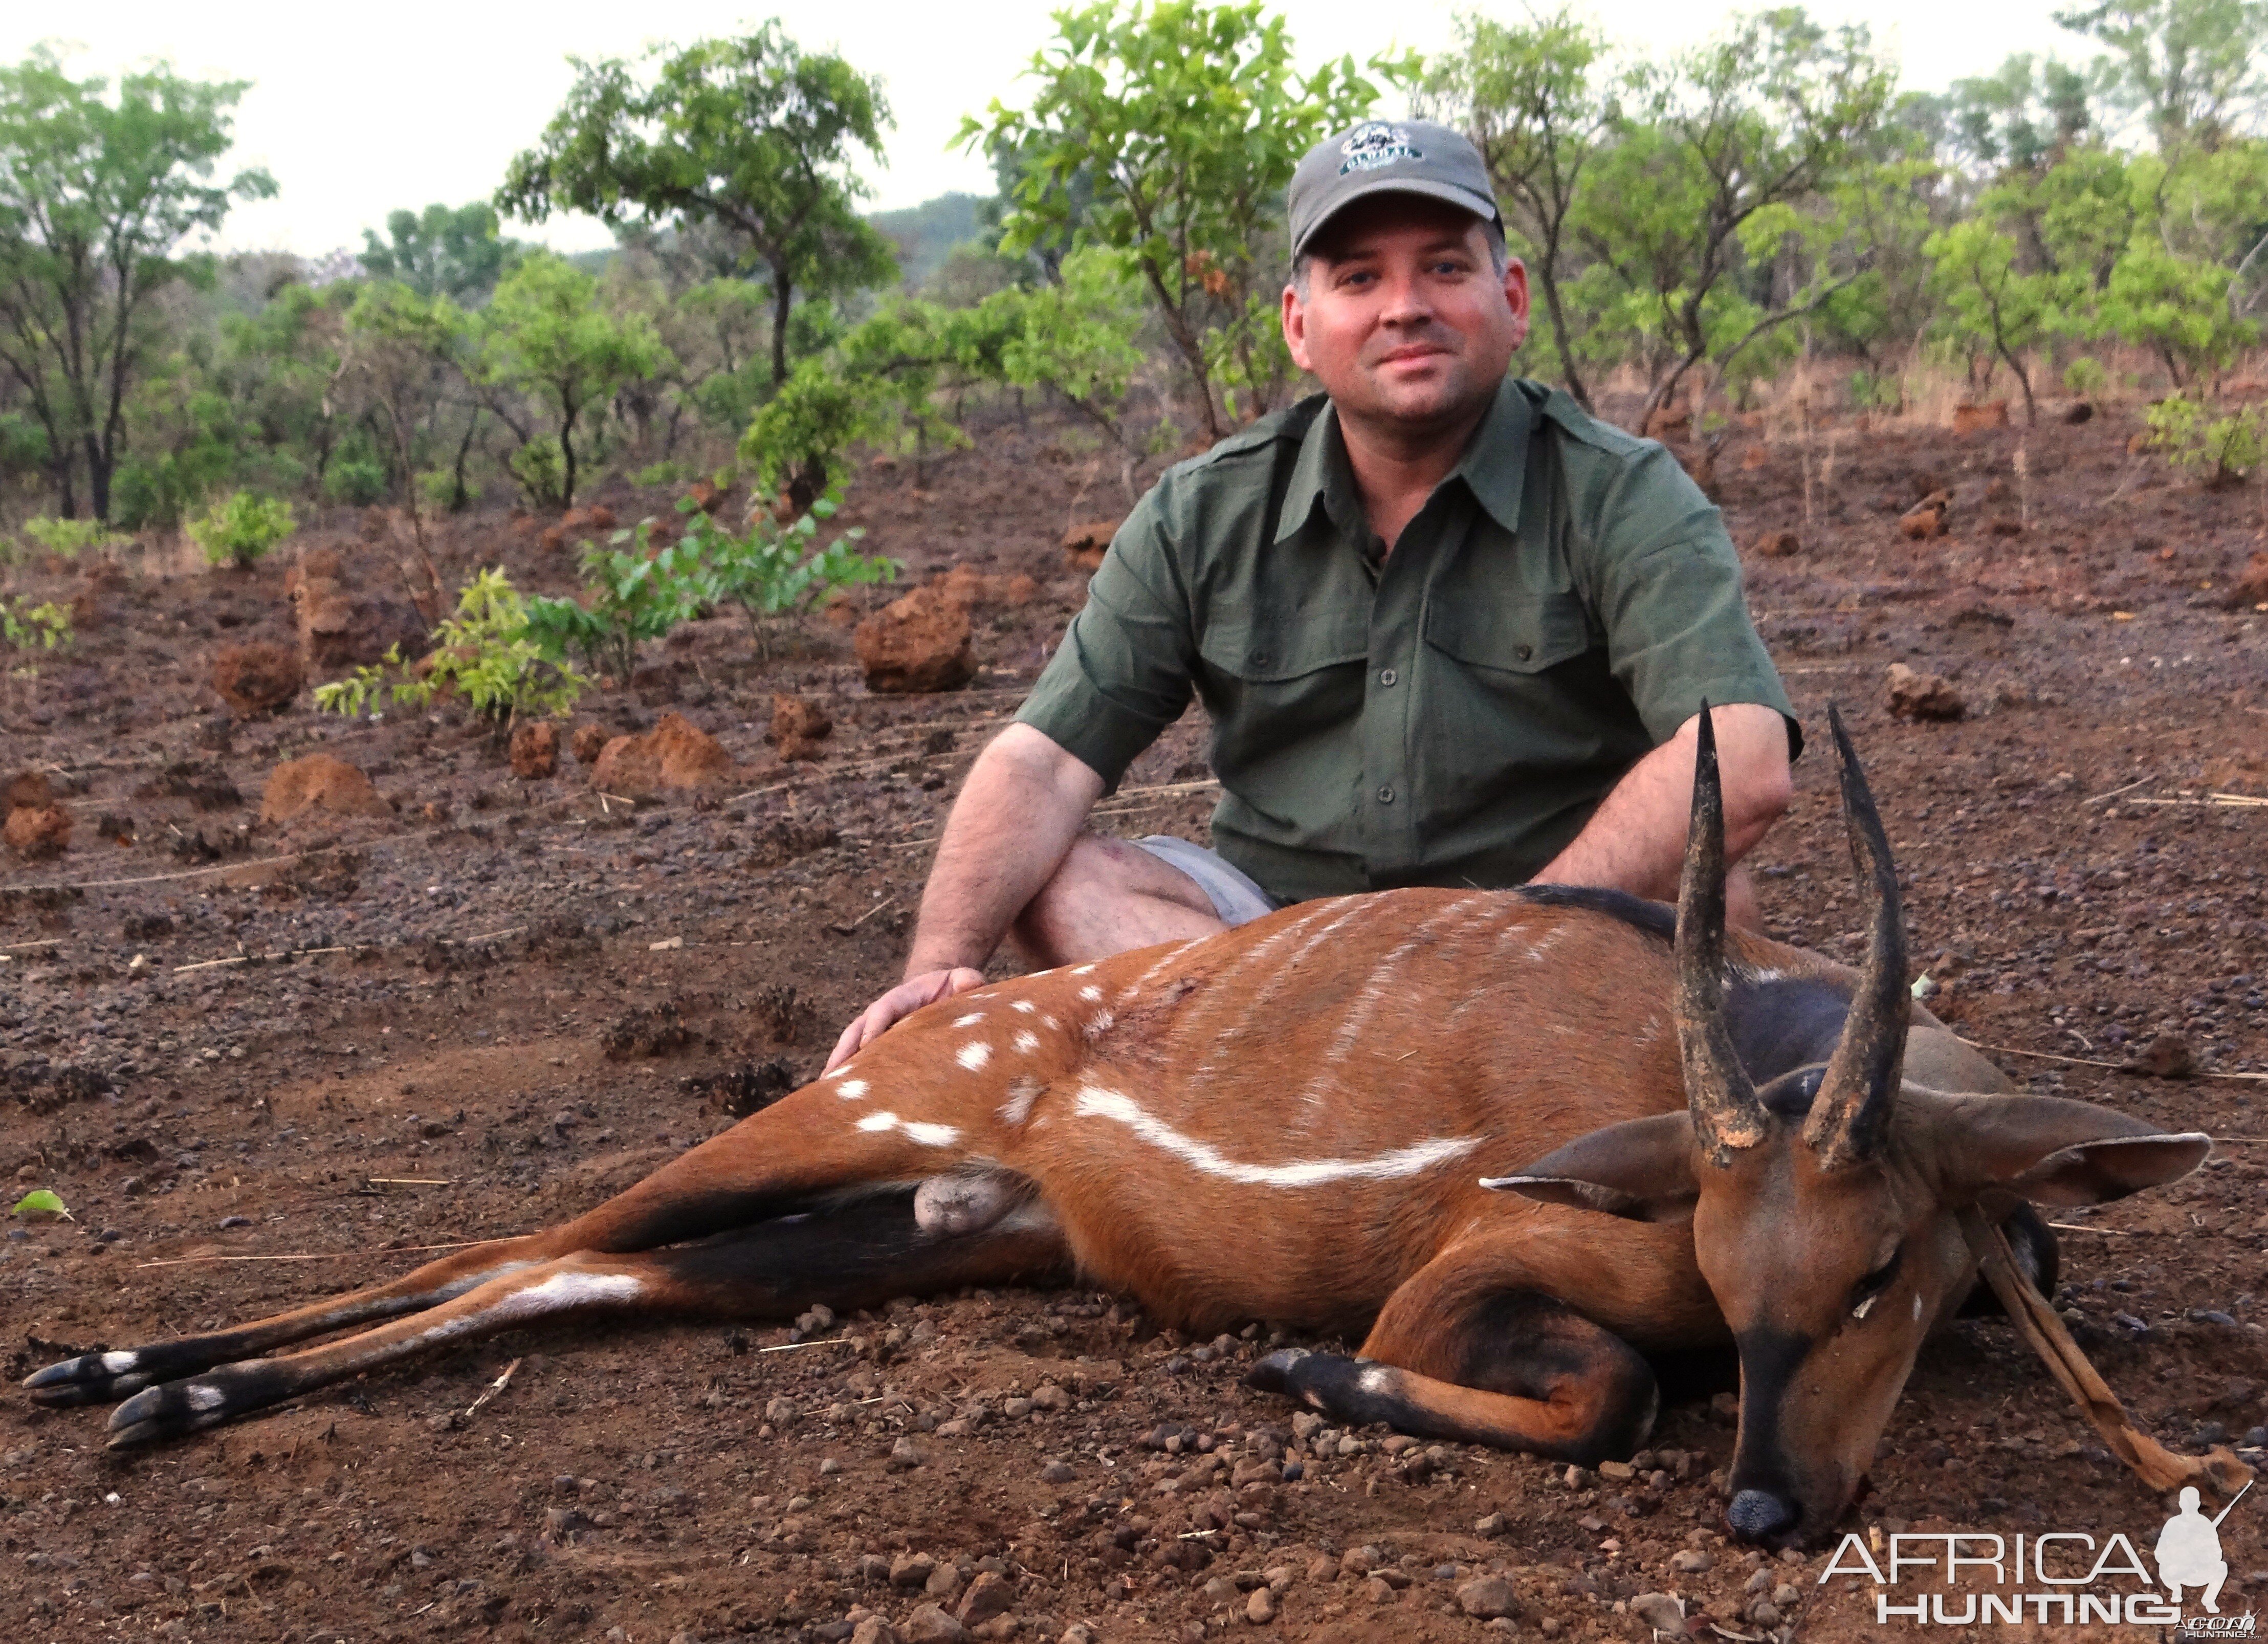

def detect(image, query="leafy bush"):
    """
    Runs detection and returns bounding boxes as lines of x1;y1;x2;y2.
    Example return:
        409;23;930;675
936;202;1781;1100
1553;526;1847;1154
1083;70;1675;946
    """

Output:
315;569;583;727
679;488;898;656
2145;395;2265;489
22;516;130;558
2062;355;2108;397
509;438;568;508
322;456;389;505
187;491;296;567
523;524;709;683
1;596;74;653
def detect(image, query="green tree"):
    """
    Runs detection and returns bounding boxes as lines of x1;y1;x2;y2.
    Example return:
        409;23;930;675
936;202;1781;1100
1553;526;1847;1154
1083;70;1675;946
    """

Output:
962;0;1393;439
1944;53;2095;179
341;280;468;544
1416;7;1618;410
1923;217;2062;421
475;254;672;507
1572;9;1898;426
2054;0;2268;151
359;201;524;302
498;25;897;389
0;47;274;518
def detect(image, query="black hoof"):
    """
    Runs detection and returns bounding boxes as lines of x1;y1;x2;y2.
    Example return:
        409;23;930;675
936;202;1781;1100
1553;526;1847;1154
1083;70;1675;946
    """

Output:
103;1361;288;1449
24;1351;156;1408
1242;1348;1311;1396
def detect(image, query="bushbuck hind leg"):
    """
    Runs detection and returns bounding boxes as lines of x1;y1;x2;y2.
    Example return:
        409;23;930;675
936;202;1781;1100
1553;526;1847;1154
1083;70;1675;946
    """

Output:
102;1188;1070;1449
29;1081;989;1409
1247;1254;1657;1464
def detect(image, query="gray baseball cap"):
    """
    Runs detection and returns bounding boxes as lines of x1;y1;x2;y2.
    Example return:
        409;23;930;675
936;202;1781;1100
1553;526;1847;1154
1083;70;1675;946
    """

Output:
1287;119;1501;261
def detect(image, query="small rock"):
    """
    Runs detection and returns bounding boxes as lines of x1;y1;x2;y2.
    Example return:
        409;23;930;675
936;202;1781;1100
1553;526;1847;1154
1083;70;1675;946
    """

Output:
1669;1548;1714;1574
884;1551;936;1590
1630;1591;1687;1634
2222;551;2268;609
2127;1032;2194;1079
1039;1460;1076;1484
1061;518;1121;573
1060;1628;1098;1644
1245;1586;1276;1624
1457;1576;1521;1620
591;711;732;796
510;720;559;778
1597;1459;1635;1481
1002;1397;1033;1419
211;641;303;715
769;693;833;761
1951;399;2009;434
1031;1383;1071;1411
1752;529;1801;558
1751;1601;1782;1627
927;1563;965;1603
1886;662;1964;722
569;721;611;764
958;1571;1015;1627
259;753;392;823
4;802;71;861
902;1604;972;1643
1474;1512;1508;1538
854;586;976;694
850;1619;902;1644
888;1437;927;1471
1899;490;1951;539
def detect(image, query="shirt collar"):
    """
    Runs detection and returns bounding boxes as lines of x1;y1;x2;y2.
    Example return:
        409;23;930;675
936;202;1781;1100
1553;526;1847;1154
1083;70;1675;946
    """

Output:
1274;375;1534;545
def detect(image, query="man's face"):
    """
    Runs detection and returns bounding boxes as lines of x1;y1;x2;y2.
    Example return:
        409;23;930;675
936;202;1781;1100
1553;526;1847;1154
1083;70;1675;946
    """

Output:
1282;196;1530;434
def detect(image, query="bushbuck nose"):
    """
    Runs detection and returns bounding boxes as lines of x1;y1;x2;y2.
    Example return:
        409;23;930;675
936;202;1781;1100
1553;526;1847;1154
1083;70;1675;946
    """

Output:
1727;1488;1797;1543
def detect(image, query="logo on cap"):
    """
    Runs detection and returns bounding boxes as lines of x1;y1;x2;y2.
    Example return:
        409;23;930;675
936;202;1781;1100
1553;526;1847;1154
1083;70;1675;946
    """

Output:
1338;121;1422;176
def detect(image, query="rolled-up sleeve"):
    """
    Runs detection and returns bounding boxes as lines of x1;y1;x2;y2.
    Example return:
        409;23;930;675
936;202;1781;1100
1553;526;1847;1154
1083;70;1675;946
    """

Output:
1014;489;1198;792
1578;445;1800;756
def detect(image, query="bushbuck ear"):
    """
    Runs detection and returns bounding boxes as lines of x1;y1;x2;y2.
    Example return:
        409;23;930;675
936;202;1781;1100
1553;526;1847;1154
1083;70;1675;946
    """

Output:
1926;1093;2213;1207
1483;1113;1700;1222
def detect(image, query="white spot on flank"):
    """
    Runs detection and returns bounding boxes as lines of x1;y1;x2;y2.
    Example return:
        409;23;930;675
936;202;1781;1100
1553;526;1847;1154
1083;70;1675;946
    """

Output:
836;1078;869;1100
187;1384;226;1412
1912;1292;1925;1322
1070;1085;1480;1187
1358;1366;1395;1396
1040;1015;1059;1032
857;1109;963;1147
956;1041;992;1071
1078;984;1103;1002
100;1351;138;1373
1011;1000;1038;1014
1070;964;1097;976
1012;1029;1040;1054
1084;1009;1114;1039
952;1013;986;1027
999;1076;1044;1127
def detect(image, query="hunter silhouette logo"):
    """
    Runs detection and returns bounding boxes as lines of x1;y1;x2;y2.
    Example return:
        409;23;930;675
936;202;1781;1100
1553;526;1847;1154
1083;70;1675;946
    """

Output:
1338;121;1421;174
2160;1481;2248;1615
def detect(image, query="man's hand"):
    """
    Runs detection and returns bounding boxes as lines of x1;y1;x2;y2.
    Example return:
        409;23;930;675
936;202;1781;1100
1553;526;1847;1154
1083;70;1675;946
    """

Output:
825;967;987;1073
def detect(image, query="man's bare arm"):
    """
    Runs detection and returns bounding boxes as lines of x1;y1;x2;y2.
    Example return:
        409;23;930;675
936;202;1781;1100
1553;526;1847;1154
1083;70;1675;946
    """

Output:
825;724;1103;1070
1533;703;1792;909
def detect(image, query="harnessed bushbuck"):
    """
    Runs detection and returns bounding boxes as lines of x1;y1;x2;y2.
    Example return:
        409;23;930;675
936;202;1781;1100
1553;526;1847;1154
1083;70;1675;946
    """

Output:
27;709;2210;1548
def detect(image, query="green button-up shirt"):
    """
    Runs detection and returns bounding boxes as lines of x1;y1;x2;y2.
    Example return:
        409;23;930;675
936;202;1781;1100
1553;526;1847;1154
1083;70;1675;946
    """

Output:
1016;376;1796;906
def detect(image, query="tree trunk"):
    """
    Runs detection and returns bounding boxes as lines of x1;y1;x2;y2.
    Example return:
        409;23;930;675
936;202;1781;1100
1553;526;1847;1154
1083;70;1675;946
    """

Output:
559;403;580;508
83;431;113;523
451;406;482;512
1534;225;1592;413
769;266;795;387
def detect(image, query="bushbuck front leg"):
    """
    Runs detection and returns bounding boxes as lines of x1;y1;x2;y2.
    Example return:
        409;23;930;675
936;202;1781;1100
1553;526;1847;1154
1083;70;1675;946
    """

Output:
101;1189;1069;1448
1247;1242;1658;1465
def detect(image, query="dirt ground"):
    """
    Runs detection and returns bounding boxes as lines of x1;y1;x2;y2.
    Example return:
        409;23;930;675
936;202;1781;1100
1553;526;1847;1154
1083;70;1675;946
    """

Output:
3;394;2265;1644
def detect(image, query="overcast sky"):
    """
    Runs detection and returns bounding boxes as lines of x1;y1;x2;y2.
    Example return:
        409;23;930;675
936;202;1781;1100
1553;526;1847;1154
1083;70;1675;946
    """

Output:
9;0;2087;258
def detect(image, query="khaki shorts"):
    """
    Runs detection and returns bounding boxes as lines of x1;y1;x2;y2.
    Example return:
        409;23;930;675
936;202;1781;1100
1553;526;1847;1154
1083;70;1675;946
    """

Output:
1130;835;1280;928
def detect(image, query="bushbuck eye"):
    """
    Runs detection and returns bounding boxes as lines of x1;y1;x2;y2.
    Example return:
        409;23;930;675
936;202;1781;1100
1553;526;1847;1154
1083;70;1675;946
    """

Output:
1848;1248;1903;1321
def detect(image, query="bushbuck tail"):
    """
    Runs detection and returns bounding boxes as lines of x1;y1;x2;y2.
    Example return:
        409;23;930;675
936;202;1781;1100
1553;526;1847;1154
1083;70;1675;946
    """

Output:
27;709;2210;1547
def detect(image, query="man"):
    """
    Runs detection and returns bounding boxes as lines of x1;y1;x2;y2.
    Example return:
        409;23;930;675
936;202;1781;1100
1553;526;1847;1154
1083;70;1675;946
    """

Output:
829;118;1795;1071
2154;1485;2231;1612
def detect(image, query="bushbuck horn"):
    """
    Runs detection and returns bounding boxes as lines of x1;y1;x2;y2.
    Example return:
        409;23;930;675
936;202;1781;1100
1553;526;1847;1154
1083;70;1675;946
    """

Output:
1800;703;1909;1168
1675;705;1769;1163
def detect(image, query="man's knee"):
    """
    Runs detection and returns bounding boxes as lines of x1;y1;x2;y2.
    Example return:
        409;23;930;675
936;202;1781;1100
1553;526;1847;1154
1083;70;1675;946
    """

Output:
1011;834;1221;963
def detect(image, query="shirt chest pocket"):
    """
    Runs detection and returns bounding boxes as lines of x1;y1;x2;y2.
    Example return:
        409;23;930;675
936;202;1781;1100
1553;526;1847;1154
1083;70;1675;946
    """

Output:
1196;607;1370;741
1422;591;1596;677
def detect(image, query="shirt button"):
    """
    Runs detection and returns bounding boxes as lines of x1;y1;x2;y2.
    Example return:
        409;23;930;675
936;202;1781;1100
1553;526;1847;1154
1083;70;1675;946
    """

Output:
1379;667;1397;687
1515;643;1533;662
1377;784;1395;804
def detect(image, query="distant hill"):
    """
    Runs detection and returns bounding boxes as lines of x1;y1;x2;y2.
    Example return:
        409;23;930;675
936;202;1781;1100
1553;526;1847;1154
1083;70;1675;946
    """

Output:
868;193;989;289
